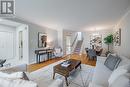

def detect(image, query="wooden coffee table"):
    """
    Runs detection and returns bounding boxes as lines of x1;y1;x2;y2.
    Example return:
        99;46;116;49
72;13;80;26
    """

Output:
53;59;81;86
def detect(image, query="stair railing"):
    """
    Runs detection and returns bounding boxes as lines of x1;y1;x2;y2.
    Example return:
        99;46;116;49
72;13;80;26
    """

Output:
71;33;78;54
79;38;84;54
66;33;78;59
71;33;78;47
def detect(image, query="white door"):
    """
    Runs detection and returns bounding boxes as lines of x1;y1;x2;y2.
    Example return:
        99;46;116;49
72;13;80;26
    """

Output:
16;24;29;64
0;32;14;59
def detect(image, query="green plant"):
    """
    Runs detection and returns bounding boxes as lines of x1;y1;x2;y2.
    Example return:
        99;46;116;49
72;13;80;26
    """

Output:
104;34;113;52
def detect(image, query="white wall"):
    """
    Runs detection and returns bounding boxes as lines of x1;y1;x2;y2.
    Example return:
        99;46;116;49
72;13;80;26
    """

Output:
113;8;130;58
29;24;58;64
83;29;113;54
8;18;58;64
0;25;16;60
7;18;59;64
57;29;63;48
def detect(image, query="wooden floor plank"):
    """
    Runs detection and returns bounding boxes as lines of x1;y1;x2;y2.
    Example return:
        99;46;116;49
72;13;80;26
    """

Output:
28;54;96;72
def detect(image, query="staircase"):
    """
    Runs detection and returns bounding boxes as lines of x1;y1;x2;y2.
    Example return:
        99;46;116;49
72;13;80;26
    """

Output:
73;40;83;54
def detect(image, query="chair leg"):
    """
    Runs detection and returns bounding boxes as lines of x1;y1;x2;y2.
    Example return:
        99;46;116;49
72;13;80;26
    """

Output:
95;56;97;61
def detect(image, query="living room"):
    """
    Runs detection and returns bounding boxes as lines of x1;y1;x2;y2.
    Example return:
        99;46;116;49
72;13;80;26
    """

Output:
0;0;130;87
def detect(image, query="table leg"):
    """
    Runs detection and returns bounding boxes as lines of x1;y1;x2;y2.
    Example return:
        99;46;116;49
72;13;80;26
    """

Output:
36;54;38;63
65;77;69;86
50;52;52;58
80;64;82;69
53;72;55;79
47;52;49;60
38;55;40;63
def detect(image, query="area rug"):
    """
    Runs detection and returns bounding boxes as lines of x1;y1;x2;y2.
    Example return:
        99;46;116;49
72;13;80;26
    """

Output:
30;60;94;87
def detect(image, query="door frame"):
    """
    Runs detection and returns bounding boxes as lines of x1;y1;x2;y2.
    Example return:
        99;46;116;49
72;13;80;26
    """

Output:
16;24;29;64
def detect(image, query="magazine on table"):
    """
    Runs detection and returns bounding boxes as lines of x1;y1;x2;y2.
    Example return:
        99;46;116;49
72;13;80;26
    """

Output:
61;60;71;67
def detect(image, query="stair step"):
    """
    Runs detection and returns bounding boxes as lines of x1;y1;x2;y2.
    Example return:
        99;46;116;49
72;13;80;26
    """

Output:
73;40;83;54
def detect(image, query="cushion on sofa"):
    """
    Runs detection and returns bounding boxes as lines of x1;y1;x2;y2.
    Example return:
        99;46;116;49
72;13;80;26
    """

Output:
118;55;130;66
0;71;29;80
118;64;130;73
0;64;27;73
0;72;23;79
0;78;37;87
108;68;127;86
92;58;112;87
92;55;130;87
104;55;121;71
109;73;130;87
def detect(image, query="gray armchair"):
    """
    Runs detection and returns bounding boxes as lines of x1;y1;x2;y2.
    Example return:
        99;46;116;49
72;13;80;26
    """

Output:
87;49;97;60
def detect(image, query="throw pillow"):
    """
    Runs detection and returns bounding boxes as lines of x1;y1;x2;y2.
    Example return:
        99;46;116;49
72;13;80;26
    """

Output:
0;72;23;79
104;54;121;71
0;72;29;80
0;78;37;87
109;73;130;87
108;68;127;86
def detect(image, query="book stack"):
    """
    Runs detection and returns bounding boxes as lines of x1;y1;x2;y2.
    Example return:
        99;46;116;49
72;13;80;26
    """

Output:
61;60;71;67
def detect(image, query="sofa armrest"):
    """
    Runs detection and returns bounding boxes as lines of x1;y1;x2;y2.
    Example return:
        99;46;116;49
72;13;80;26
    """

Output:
48;79;63;87
97;56;107;63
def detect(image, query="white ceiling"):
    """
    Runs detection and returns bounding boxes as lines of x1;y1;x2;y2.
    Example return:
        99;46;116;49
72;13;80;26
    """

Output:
15;0;130;31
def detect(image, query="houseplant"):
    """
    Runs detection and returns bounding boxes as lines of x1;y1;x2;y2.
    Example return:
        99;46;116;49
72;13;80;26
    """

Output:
104;34;113;55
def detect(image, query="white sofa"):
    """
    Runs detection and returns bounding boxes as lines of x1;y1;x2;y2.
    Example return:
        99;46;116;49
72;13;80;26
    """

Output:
89;55;130;87
0;64;63;87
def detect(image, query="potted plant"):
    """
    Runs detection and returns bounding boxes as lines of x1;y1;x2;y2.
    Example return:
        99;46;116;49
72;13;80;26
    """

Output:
104;34;113;56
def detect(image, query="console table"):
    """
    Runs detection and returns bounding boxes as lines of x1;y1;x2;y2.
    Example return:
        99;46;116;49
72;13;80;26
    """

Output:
35;48;53;63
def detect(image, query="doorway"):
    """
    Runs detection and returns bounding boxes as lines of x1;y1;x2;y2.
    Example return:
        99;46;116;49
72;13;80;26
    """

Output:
65;35;71;55
16;24;29;63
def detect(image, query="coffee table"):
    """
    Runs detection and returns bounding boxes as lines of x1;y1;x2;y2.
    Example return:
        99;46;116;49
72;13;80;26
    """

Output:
53;59;81;86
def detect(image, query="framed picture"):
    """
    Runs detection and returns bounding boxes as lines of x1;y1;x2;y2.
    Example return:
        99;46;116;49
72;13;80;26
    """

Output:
114;28;121;46
38;32;47;48
90;34;102;49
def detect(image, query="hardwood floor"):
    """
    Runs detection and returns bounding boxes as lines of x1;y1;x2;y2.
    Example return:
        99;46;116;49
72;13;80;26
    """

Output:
28;54;96;72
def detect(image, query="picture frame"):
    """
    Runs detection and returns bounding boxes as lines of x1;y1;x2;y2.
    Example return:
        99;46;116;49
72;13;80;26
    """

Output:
38;32;47;48
114;28;121;46
90;34;102;49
